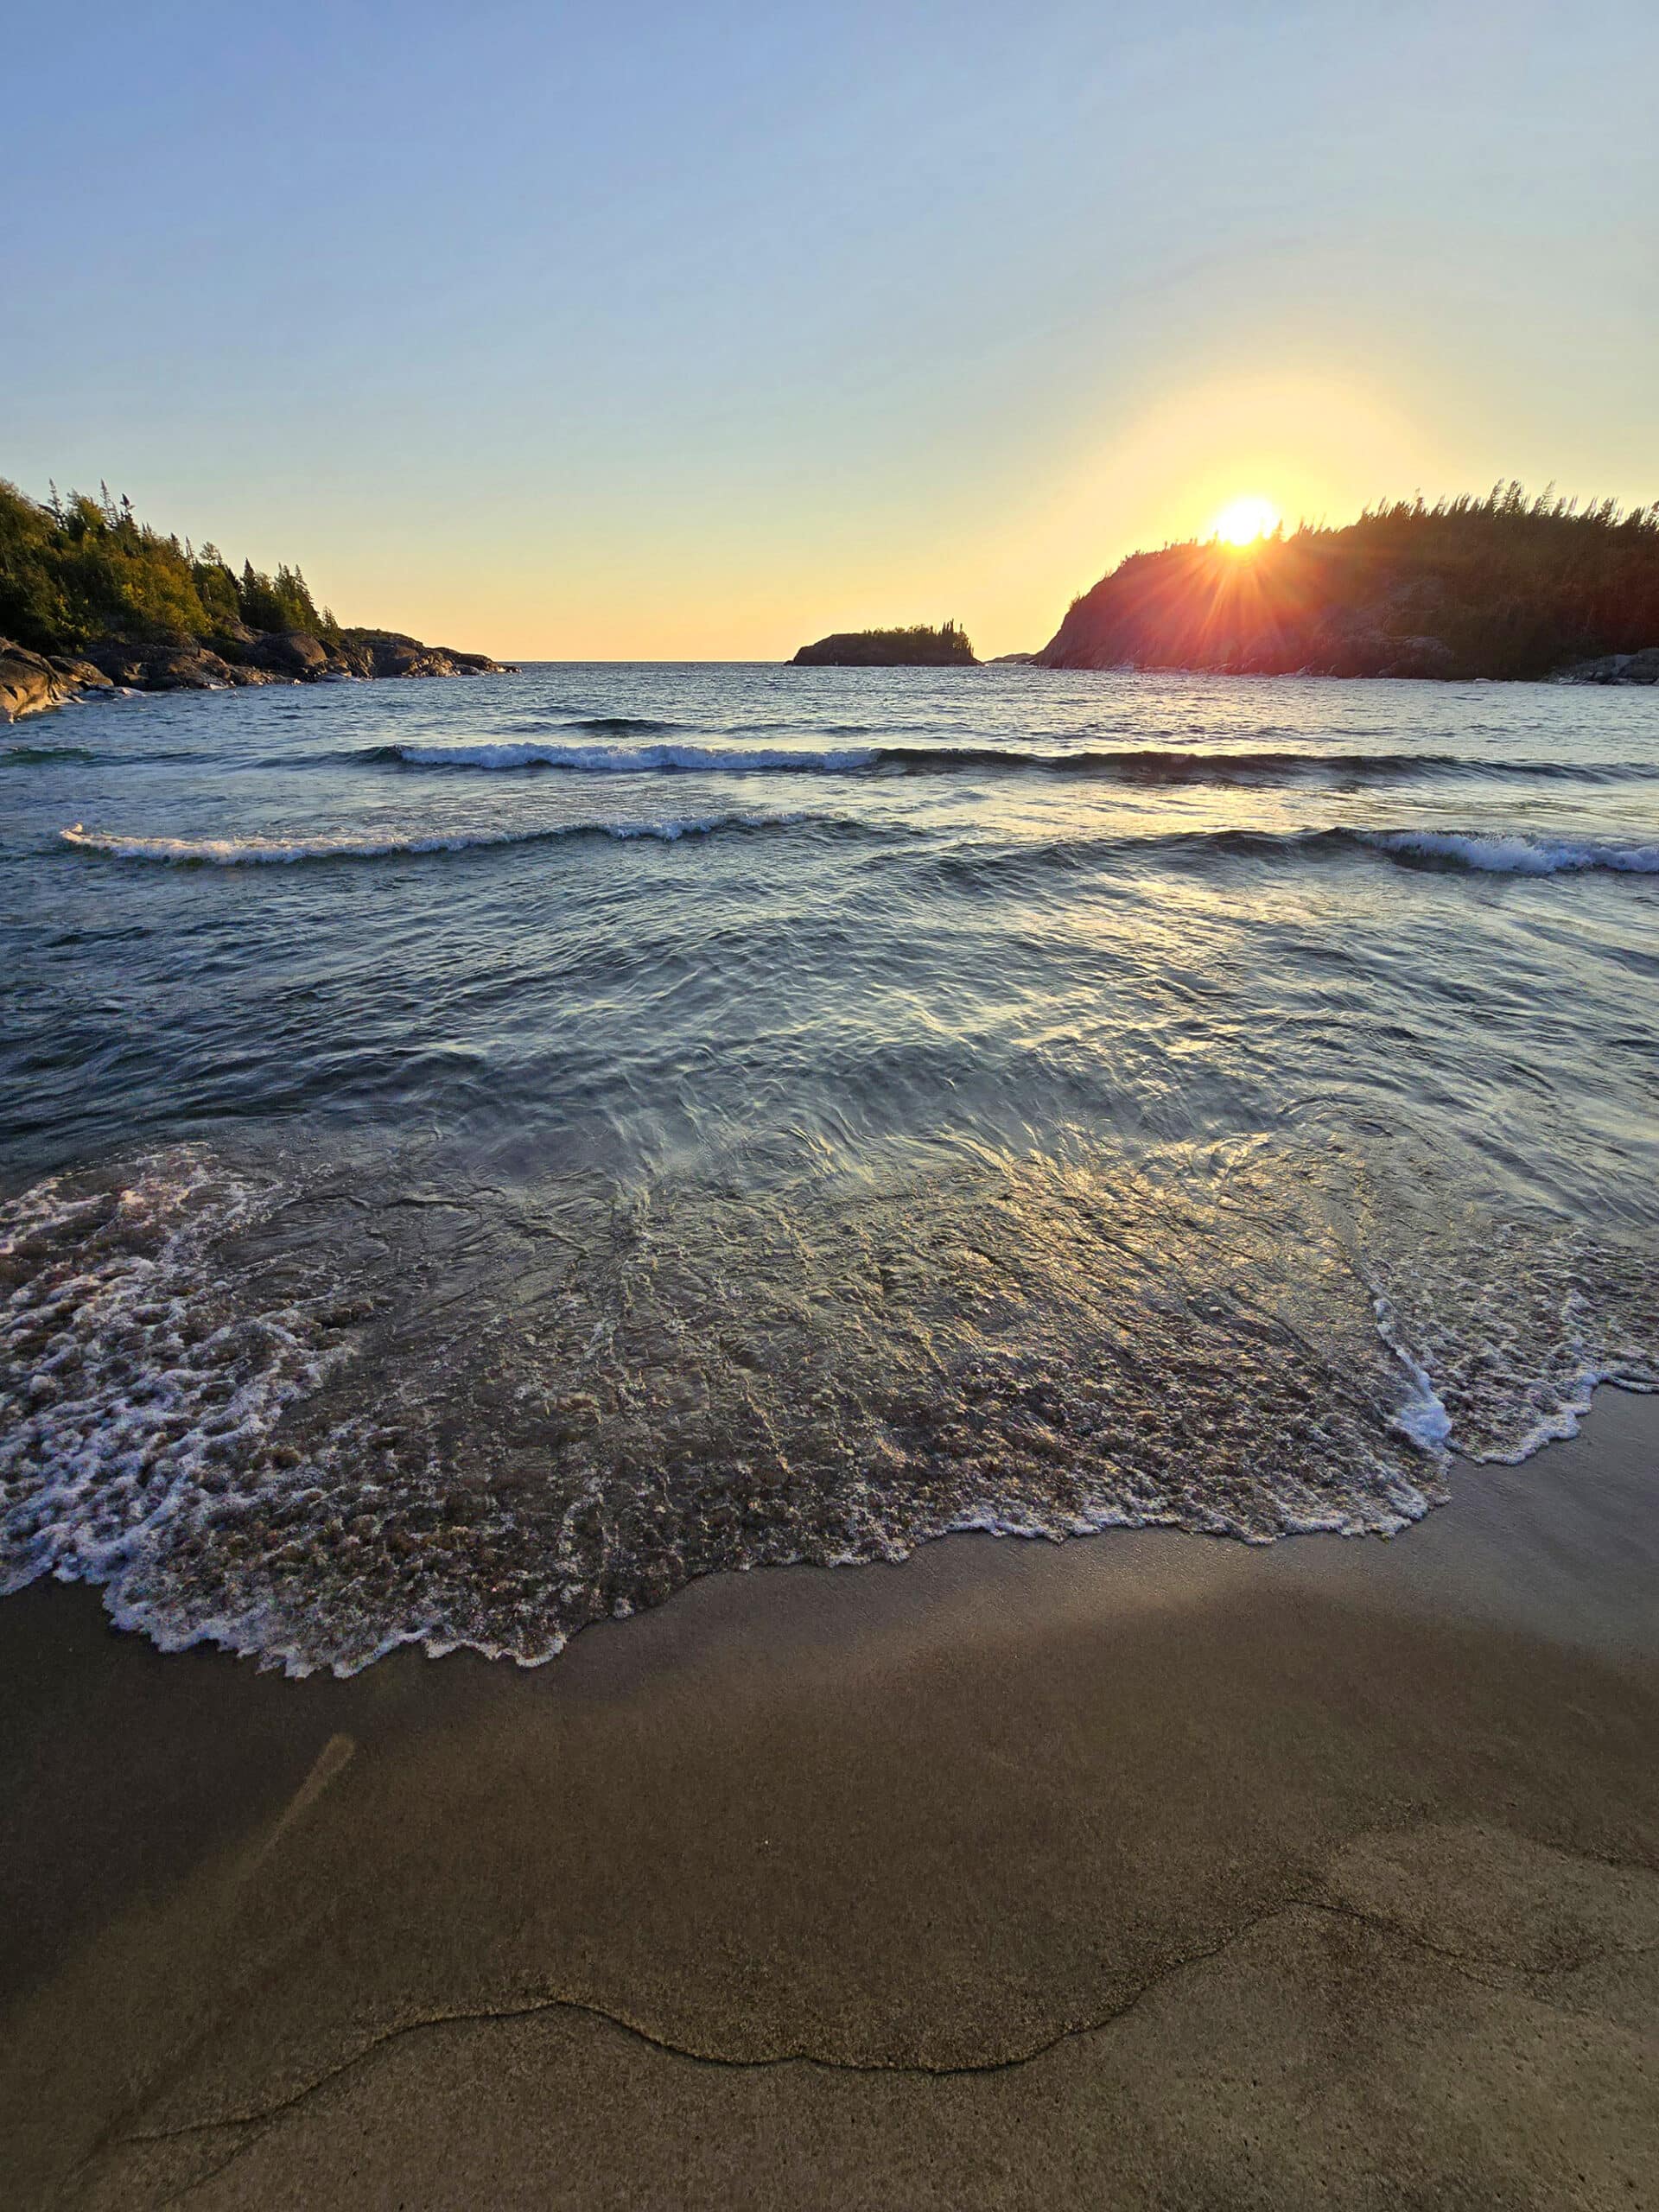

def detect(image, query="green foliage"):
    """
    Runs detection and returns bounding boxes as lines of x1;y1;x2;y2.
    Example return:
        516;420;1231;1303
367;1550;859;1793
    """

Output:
0;478;340;653
1048;485;1659;678
237;557;337;639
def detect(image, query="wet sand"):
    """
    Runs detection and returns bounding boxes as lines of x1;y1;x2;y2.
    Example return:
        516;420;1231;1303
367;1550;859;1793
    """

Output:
3;1389;1656;2209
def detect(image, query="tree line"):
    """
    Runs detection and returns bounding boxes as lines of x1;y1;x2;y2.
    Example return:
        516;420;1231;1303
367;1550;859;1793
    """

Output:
0;478;339;654
1046;483;1659;677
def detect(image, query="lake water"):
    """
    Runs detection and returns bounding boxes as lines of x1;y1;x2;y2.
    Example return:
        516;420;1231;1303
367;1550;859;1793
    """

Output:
3;664;1656;1671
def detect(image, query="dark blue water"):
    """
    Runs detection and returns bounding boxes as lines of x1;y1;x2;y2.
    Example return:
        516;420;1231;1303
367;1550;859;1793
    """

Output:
3;664;1656;1669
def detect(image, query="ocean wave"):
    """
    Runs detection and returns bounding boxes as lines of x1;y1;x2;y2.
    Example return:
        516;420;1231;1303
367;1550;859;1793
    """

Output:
59;814;805;865
508;714;683;738
1355;830;1659;875
6;742;204;767
63;813;1659;878
932;823;1659;887
382;739;882;774
365;739;1658;786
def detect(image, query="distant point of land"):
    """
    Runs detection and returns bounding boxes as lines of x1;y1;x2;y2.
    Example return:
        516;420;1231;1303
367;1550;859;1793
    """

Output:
791;621;976;668
1034;484;1659;682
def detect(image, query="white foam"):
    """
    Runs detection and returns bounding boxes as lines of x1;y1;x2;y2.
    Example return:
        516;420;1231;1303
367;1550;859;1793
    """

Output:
390;740;880;773
60;815;791;863
0;1151;331;1599
1361;830;1659;875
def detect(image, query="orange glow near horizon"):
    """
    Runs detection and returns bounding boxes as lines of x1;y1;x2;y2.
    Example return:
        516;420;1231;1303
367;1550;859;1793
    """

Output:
1207;494;1281;548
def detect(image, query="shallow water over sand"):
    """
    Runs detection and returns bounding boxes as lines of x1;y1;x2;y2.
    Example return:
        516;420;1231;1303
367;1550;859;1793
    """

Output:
3;664;1656;1669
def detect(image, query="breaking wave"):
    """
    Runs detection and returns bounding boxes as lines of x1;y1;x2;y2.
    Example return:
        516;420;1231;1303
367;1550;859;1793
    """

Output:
1356;830;1659;874
931;823;1659;887
363;739;1659;785
377;740;883;774
58;815;809;865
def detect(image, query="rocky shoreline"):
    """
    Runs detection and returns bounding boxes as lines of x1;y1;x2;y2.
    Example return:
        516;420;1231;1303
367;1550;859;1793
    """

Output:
0;627;515;723
1554;646;1659;685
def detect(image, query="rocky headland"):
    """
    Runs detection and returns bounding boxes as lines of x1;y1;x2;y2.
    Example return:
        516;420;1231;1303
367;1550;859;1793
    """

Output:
1033;486;1659;682
0;477;512;722
791;620;976;667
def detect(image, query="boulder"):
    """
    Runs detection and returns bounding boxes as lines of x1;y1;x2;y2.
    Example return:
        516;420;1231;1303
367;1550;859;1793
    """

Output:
333;635;377;678
333;628;501;678
370;638;461;677
143;645;240;690
244;630;336;678
46;656;115;690
82;643;150;685
0;641;73;721
83;639;240;691
1555;646;1659;684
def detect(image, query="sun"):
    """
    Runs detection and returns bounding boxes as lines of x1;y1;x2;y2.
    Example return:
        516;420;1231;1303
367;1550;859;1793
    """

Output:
1208;494;1281;548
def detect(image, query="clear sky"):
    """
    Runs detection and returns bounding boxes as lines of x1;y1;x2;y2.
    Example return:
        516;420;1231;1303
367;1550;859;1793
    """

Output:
9;2;1656;658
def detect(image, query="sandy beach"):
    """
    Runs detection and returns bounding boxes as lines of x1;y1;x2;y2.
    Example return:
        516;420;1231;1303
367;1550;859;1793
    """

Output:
10;8;1658;2202
3;1385;1655;2209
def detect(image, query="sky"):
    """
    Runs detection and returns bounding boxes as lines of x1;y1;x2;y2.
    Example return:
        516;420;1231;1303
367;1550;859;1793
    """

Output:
9;2;1656;659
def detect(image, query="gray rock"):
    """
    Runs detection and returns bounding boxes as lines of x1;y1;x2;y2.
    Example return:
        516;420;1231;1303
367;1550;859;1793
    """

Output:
1555;646;1659;684
46;656;115;691
0;642;74;721
247;630;336;678
83;639;241;691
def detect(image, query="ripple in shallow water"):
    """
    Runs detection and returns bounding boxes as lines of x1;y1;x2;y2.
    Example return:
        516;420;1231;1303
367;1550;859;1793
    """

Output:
3;1140;1652;1675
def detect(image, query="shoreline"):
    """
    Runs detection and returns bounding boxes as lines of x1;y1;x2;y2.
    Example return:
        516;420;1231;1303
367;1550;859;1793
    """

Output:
3;1385;1655;2207
0;632;516;725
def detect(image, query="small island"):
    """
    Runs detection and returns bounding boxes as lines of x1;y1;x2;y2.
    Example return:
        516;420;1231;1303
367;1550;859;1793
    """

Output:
791;620;976;667
0;479;512;721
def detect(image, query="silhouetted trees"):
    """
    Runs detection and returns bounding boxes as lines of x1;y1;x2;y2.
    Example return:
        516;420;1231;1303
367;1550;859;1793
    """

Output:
1042;484;1659;677
792;620;977;666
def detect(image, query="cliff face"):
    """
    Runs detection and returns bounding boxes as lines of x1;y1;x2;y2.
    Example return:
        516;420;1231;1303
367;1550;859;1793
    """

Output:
1037;496;1659;681
792;622;976;667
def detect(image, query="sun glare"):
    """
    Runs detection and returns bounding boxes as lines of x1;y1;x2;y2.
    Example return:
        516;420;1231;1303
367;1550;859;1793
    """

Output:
1209;495;1281;548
